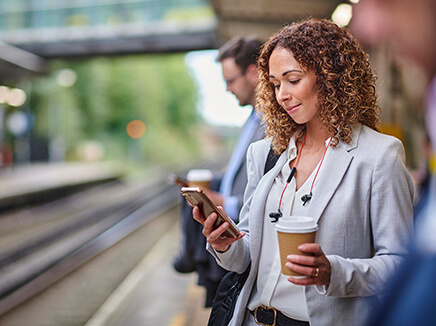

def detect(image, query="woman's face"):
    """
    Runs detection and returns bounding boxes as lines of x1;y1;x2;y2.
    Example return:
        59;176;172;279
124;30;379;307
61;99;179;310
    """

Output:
268;47;319;125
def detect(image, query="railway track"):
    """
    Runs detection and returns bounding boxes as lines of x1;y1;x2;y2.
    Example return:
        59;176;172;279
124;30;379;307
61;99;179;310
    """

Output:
0;157;228;322
0;174;180;316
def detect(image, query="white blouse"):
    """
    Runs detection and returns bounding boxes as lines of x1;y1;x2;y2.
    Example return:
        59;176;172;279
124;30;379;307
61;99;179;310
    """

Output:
247;136;331;321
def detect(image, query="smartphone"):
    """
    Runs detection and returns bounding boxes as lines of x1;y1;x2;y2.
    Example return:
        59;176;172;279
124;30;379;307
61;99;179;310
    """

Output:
180;187;240;238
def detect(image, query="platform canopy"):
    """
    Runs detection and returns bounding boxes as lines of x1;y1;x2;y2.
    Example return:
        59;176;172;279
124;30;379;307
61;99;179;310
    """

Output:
210;0;344;41
0;0;345;82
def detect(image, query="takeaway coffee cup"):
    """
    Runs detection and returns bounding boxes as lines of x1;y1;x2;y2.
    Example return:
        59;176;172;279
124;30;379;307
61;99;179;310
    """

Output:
186;169;213;189
275;216;319;277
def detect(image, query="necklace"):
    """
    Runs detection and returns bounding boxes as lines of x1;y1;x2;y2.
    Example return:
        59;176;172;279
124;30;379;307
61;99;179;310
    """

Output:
269;131;331;222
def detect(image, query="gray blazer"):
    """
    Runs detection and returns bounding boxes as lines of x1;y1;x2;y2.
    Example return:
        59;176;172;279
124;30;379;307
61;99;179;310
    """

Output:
209;124;414;326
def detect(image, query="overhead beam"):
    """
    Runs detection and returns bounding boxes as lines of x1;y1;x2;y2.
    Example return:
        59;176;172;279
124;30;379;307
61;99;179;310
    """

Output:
0;41;46;83
0;21;219;59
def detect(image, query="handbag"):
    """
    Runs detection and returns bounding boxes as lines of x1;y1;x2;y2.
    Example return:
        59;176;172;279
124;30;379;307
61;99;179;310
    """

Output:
207;147;281;326
207;265;250;326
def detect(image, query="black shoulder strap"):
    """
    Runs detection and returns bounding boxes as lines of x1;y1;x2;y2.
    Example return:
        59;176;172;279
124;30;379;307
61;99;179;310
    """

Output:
263;147;282;175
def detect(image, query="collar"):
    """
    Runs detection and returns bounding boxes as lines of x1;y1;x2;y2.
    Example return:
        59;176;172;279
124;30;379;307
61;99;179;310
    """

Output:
335;124;362;152
286;136;298;160
250;107;262;121
285;133;334;160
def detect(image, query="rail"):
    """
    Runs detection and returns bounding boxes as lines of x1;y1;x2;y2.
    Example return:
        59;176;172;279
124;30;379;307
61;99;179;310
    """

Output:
0;157;227;315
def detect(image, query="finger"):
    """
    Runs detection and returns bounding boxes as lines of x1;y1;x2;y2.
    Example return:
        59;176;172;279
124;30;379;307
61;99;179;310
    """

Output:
298;243;323;256
209;221;230;239
285;262;316;277
192;206;205;224
287;254;317;267
215;232;244;244
286;266;320;284
202;211;219;235
287;275;314;286
208;230;244;251
214;205;229;219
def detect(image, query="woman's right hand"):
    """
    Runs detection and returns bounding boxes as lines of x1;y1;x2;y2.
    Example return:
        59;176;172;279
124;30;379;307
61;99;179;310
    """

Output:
192;205;245;252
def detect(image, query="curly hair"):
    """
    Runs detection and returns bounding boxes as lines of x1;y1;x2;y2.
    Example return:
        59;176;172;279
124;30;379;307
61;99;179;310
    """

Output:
257;18;381;154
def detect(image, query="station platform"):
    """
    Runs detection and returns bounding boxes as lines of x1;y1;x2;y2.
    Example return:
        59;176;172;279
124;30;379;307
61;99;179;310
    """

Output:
0;162;213;325
84;219;212;326
0;162;123;209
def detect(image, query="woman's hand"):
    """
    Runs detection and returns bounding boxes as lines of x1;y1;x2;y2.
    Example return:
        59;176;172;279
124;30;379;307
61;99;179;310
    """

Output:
192;205;245;252
285;243;331;286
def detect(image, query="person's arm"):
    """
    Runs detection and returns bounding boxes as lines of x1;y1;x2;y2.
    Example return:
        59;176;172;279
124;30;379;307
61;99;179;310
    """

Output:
324;138;414;297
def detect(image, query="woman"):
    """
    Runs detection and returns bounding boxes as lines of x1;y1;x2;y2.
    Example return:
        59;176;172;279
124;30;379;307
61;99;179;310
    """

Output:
193;18;414;326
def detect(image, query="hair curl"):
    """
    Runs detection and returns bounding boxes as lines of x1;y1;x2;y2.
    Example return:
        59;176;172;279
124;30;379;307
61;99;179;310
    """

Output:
257;18;380;154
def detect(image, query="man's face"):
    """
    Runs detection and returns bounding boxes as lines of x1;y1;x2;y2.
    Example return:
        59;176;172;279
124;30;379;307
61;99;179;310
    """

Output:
221;57;256;107
352;0;436;79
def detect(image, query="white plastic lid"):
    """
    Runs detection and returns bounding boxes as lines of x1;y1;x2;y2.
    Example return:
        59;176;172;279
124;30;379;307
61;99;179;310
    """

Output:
275;216;319;233
186;169;213;182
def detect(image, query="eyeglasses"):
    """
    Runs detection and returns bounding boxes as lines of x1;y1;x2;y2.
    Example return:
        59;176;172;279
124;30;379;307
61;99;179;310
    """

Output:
224;68;247;86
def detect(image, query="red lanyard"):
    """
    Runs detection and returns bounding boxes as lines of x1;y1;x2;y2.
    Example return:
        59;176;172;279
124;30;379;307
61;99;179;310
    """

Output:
301;137;332;206
271;132;331;222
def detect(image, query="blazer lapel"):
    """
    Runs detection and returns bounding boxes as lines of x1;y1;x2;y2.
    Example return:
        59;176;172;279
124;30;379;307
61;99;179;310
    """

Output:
249;150;288;259
248;124;362;257
308;124;361;224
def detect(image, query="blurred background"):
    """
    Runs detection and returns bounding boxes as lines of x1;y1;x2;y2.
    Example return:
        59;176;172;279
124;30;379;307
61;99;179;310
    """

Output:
0;0;246;175
0;0;428;172
0;1;430;325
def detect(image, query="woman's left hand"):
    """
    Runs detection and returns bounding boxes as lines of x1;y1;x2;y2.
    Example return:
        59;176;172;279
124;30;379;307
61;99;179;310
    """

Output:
285;243;331;286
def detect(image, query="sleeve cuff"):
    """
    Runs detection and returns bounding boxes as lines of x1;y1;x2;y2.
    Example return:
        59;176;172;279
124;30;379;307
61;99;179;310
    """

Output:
210;242;238;264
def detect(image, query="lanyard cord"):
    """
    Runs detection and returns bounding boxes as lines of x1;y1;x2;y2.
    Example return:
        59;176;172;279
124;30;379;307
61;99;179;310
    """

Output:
310;137;332;194
278;132;332;212
277;130;307;212
301;137;333;206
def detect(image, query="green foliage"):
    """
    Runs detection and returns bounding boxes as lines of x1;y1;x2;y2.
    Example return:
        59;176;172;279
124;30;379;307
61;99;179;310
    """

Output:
163;5;215;22
29;53;202;169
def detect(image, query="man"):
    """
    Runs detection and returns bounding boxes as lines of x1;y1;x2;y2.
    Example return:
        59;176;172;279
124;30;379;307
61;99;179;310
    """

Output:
173;36;265;307
352;0;436;325
202;36;264;221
